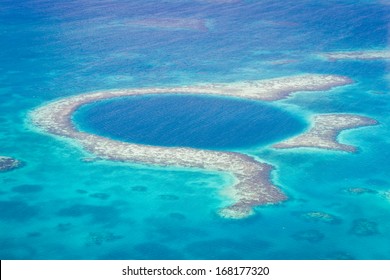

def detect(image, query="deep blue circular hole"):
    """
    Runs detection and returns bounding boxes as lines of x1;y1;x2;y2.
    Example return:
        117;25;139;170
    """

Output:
74;94;307;150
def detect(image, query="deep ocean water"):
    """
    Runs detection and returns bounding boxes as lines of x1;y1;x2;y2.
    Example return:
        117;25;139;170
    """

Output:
74;95;307;150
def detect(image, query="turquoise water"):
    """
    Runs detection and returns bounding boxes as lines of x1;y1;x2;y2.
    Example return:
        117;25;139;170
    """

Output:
74;95;306;149
1;0;390;259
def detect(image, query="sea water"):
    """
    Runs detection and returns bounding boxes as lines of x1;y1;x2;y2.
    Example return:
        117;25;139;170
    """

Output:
0;0;390;259
74;95;306;150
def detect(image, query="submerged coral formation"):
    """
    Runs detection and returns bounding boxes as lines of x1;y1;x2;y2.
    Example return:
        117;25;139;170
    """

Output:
0;156;22;172
297;211;341;224
291;230;325;243
350;219;379;236
343;187;378;195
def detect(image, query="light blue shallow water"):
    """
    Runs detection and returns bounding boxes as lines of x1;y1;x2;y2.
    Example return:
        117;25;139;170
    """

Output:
1;0;390;259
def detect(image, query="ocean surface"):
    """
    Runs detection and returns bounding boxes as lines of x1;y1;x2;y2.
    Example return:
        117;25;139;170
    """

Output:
1;0;390;259
74;95;307;150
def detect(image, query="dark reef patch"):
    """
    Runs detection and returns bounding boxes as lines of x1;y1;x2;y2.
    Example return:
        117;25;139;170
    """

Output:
131;185;148;192
76;189;88;194
186;238;271;259
133;242;184;260
326;251;356;260
56;223;72;232
343;187;377;195
89;193;110;200
144;216;206;242
293;211;342;224
159;194;180;201
350;219;379;236
0;237;36;259
291;230;325;243
0;200;39;221
85;232;123;246
168;212;187;220
57;204;120;224
11;184;43;193
27;232;42;238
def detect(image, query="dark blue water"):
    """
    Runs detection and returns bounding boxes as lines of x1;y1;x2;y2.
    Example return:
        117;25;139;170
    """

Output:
74;95;306;149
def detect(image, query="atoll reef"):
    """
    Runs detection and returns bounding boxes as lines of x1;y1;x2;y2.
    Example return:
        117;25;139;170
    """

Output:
29;74;377;218
273;114;377;152
0;156;22;172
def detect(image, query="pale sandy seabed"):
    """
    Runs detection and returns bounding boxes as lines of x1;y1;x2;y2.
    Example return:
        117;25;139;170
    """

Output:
321;50;390;61
29;74;377;219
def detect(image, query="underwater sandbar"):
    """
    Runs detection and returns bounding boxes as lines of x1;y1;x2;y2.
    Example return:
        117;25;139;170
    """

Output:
322;50;390;61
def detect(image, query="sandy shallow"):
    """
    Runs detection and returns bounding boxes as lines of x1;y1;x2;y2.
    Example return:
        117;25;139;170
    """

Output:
29;74;375;218
273;114;378;152
322;50;390;61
